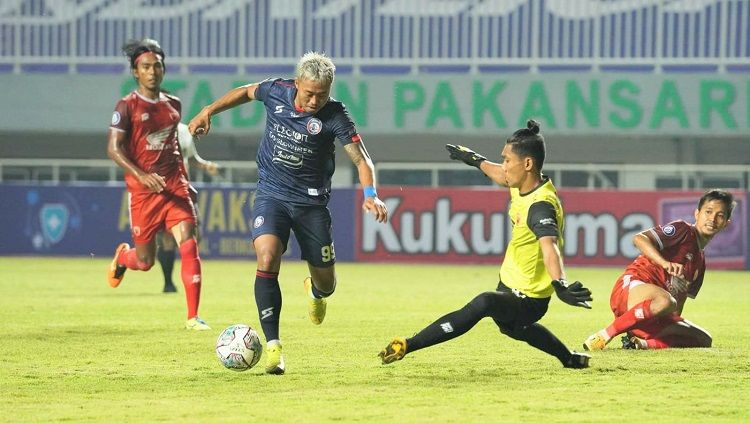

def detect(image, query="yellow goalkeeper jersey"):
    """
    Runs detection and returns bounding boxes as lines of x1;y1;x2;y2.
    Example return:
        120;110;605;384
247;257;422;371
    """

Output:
500;177;564;298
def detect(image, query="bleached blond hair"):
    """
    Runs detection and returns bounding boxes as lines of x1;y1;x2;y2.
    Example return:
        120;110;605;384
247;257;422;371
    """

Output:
296;51;336;85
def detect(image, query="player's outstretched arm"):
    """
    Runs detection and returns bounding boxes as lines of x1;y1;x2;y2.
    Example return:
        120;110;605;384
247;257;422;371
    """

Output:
188;83;258;136
445;144;486;168
445;144;508;187
345;141;388;223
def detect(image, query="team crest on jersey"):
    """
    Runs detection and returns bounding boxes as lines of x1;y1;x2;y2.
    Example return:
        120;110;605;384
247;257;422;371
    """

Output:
663;224;676;236
111;111;121;125
254;216;264;229
306;118;322;135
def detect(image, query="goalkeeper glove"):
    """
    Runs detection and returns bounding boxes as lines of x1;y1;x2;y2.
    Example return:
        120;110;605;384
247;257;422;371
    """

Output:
445;144;486;169
552;279;592;309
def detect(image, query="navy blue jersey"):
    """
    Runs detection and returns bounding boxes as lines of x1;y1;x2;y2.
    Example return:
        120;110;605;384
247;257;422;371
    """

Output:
254;78;359;205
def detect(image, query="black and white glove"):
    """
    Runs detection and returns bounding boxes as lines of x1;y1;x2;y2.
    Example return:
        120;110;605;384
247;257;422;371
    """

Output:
445;144;486;169
552;279;592;309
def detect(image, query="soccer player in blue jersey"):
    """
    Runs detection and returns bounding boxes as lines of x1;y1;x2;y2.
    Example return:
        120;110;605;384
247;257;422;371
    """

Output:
188;52;388;375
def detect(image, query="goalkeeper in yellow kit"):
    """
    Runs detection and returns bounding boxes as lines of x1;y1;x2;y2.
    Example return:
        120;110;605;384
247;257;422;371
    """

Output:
379;120;593;369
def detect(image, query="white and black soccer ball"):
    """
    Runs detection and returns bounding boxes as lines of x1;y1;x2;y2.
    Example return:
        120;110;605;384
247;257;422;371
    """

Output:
215;324;263;371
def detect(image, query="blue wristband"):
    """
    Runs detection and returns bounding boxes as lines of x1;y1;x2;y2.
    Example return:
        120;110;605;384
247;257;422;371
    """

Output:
363;186;378;198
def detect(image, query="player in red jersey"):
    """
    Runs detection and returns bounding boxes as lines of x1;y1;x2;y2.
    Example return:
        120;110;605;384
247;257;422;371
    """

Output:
105;38;210;331
583;189;734;350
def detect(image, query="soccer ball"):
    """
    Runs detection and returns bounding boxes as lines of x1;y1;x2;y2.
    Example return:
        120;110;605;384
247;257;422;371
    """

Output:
215;324;263;371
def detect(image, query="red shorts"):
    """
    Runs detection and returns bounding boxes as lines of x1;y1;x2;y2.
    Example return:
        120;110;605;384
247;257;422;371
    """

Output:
609;273;683;339
128;190;196;244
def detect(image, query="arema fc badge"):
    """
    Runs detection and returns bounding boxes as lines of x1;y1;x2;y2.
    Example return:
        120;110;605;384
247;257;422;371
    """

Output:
306;118;322;135
254;216;264;229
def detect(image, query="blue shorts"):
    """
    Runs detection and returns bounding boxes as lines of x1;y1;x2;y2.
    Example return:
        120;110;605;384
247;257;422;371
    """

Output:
251;195;336;267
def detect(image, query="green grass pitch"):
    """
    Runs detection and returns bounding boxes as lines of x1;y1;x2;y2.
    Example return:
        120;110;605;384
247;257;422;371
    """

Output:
1;257;749;422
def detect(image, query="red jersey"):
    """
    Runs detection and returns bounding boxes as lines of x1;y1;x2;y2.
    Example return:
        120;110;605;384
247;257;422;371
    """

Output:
109;91;187;194
625;220;706;301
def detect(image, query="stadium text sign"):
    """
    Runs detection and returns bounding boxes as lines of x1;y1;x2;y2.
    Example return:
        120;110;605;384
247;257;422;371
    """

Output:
119;74;750;135
356;188;747;268
0;74;746;135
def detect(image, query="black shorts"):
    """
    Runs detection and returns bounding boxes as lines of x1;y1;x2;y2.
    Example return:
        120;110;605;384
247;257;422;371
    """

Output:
251;195;336;267
492;281;550;333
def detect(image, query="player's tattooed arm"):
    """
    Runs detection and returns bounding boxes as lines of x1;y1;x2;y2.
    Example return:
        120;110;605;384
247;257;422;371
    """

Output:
345;141;389;223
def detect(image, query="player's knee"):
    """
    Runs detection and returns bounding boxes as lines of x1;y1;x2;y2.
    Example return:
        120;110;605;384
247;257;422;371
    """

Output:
137;259;154;271
255;250;281;270
650;293;677;315
468;292;497;317
696;329;712;347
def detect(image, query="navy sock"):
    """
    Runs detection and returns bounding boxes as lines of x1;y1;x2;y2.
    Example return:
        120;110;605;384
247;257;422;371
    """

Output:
254;270;282;342
310;279;334;299
157;248;175;286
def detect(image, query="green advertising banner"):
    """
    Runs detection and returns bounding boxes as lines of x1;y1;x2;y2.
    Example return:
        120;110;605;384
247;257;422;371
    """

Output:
2;73;748;135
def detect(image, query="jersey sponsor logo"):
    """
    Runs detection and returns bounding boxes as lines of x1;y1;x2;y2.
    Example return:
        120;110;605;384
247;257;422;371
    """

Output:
141;112;149;122
306;118;322;135
272;145;304;168
274;105;284;114
260;307;274;320
111;111;121;125
440;322;454;333
662;224;676;236
253;216;264;229
145;126;173;150
271;122;308;144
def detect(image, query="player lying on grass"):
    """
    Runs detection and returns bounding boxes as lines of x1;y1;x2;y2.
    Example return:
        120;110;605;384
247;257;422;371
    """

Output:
379;120;593;369
583;189;734;350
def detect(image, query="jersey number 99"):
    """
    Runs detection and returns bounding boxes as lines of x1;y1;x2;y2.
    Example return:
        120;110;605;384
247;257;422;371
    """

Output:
321;243;336;263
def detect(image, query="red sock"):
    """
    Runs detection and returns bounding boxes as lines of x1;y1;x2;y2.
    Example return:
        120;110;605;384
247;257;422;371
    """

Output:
605;299;653;338
118;248;151;271
179;238;202;319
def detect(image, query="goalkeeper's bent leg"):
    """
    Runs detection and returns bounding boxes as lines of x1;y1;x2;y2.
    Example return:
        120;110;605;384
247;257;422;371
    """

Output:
406;291;516;353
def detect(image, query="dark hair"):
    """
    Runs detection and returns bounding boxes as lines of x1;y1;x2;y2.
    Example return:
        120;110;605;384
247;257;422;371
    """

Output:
506;119;546;169
698;189;736;219
121;38;165;70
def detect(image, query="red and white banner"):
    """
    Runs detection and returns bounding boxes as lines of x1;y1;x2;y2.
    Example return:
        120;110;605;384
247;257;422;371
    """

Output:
356;188;746;269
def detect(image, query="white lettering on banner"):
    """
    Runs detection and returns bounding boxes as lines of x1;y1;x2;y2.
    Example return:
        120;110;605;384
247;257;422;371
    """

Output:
363;197;654;258
620;214;654;257
361;197;507;255
436;199;469;253
400;210;434;253
362;198;403;252
470;213;506;255
564;212;653;258
564;213;620;257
